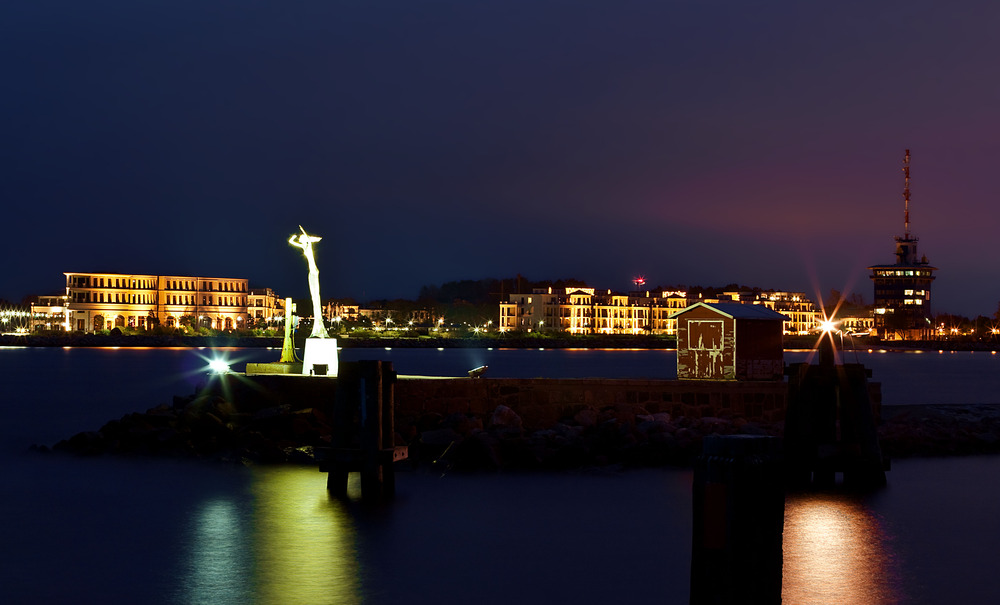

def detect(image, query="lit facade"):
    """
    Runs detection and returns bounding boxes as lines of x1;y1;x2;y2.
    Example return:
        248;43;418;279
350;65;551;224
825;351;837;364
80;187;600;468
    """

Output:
325;300;360;323
248;288;284;322
30;295;71;331
500;287;822;336
753;292;821;335
647;292;690;335
499;288;560;332
839;314;875;334
500;287;686;335
64;272;250;332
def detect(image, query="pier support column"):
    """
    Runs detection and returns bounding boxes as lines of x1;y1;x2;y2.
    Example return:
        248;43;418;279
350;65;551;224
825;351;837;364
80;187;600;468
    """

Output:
691;435;784;605
324;360;403;502
784;337;887;489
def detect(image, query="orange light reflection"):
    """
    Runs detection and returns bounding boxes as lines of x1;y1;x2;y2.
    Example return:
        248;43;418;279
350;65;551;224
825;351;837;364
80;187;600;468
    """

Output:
783;493;902;604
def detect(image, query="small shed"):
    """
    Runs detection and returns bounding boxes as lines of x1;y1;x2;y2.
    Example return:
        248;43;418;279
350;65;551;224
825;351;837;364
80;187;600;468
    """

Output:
672;302;788;381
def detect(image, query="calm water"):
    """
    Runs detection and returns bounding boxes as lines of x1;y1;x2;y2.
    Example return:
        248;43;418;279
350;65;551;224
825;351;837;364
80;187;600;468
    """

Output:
2;347;1000;604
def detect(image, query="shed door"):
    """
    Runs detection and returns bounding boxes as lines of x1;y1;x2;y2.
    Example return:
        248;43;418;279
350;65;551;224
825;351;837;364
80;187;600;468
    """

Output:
688;319;726;379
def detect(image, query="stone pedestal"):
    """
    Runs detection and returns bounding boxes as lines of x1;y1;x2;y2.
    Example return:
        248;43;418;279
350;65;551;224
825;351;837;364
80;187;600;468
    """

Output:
246;362;303;375
303;338;339;376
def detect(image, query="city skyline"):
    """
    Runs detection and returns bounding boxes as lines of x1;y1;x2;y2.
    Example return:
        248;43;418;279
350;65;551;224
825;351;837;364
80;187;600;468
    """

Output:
3;2;1000;318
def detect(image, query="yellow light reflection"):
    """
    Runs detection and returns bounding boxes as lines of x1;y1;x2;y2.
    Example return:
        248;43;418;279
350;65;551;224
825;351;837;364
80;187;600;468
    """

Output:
184;499;253;604
250;467;362;605
783;494;901;604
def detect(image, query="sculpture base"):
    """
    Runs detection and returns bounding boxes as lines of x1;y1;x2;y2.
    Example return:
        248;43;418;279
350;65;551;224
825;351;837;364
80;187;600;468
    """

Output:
303;338;339;377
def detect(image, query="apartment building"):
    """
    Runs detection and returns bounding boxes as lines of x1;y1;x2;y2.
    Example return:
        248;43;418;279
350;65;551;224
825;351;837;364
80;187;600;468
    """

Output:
64;272;250;332
752;291;822;335
248;287;284;322
500;287;824;336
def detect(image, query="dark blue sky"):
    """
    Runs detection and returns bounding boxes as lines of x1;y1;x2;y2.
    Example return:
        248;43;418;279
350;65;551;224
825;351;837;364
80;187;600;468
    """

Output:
3;1;999;316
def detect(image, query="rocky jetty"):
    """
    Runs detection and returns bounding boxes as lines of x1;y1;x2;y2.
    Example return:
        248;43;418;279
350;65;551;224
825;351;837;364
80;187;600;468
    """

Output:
879;404;1000;458
403;405;783;472
42;392;1000;470
47;393;332;465
43;393;781;469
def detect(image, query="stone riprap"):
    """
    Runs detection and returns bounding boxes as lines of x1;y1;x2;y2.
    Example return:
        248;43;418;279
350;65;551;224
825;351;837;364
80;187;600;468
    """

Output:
39;375;1000;470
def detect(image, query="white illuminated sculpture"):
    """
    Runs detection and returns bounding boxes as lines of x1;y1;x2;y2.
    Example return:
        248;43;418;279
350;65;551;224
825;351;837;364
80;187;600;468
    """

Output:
289;226;338;376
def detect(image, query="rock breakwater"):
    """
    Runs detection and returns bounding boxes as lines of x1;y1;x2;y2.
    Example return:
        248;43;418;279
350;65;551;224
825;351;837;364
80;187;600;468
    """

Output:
42;388;1000;470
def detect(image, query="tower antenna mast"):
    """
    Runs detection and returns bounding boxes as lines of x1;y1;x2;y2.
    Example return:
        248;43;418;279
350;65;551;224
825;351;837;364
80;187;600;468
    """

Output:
903;149;911;238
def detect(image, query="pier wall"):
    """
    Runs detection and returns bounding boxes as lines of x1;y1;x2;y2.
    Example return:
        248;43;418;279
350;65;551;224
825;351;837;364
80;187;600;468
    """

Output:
395;378;796;430
222;374;880;431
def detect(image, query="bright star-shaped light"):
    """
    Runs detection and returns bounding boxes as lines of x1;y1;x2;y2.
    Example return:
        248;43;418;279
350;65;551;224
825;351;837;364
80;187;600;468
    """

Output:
819;318;838;334
208;359;231;374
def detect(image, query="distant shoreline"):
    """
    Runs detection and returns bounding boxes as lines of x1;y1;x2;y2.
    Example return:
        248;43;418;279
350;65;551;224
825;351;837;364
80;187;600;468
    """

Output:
2;333;997;352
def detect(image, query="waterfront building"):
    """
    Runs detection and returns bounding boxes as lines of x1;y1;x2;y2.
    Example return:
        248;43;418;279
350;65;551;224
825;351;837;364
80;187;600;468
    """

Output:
499;288;560;332
29;295;70;331
357;303;433;329
498;287;693;335
248;288;284;323
500;286;822;336
561;288;596;334
868;150;937;340
753;291;822;335
325;299;360;323
839;314;875;335
633;290;690;335
64;272;250;332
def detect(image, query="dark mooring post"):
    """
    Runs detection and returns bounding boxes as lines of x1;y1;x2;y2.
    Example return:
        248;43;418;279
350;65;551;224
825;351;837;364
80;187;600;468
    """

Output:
322;360;407;502
690;435;784;605
784;336;887;489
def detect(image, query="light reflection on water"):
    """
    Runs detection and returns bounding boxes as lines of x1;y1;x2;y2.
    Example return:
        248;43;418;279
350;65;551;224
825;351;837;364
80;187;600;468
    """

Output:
783;493;904;605
248;468;362;605
184;499;252;604
181;467;363;605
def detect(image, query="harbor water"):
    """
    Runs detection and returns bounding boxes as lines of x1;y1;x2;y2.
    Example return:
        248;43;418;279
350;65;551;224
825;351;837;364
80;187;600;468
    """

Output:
2;346;999;604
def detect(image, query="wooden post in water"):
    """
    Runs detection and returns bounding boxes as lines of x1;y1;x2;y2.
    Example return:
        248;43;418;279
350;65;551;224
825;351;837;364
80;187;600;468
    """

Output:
784;337;887;488
321;360;407;502
690;435;784;605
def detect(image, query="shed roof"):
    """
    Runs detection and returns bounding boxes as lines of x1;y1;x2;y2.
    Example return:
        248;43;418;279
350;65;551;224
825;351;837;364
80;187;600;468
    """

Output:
670;301;789;321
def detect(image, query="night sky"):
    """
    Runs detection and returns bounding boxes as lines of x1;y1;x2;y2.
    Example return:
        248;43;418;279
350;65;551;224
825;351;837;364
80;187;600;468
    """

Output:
3;1;999;317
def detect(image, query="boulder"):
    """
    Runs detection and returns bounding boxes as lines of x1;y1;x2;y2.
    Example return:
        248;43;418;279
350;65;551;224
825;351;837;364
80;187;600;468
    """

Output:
489;405;523;430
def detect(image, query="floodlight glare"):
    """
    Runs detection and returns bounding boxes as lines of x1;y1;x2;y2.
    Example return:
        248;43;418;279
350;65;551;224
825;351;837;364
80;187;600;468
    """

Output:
208;359;231;374
468;365;488;378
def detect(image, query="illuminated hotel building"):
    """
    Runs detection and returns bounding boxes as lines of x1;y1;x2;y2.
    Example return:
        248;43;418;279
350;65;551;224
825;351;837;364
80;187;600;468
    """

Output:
753;291;821;335
64;272;250;332
500;287;822;336
248;288;284;322
30;295;70;331
867;150;936;340
500;287;691;335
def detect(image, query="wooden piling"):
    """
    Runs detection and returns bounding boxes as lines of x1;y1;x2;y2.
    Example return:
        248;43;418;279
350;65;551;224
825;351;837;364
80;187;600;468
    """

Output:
783;339;887;489
320;360;407;502
690;435;784;605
